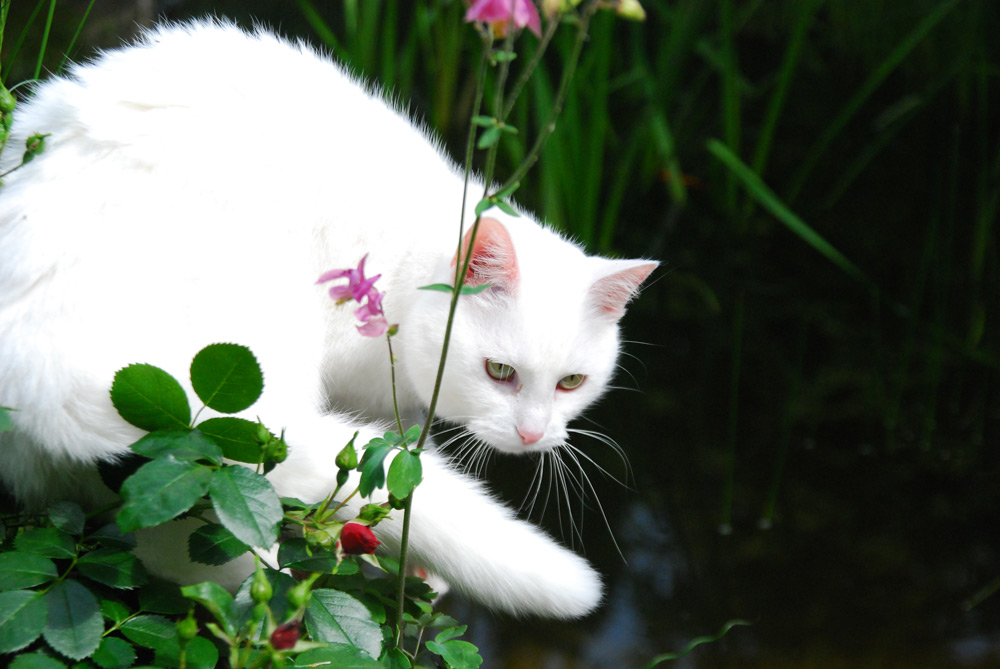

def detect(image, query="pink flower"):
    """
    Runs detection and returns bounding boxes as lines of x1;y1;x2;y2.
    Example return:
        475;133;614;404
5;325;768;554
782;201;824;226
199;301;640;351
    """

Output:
465;0;542;37
317;254;392;338
340;522;381;555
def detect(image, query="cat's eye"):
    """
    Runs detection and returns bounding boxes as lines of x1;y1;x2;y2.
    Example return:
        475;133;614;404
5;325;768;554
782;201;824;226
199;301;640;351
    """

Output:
557;374;586;391
485;359;516;382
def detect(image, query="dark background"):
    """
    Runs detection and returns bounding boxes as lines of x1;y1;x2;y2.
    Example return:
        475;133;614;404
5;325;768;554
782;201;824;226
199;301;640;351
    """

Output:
4;1;999;666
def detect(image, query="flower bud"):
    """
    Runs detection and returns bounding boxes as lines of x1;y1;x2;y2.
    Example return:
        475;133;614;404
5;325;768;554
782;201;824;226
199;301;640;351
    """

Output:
335;436;358;470
336;468;350;489
270;620;302;650
616;0;646;21
251;568;273;604
359;503;391;523
304;526;334;549
265;436;288;463
0;87;15;114
176;611;199;641
287;579;312;609
339;522;380;555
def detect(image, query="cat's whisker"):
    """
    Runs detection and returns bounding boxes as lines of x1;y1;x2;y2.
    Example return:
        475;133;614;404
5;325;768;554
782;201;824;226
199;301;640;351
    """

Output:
566;428;634;489
556;443;626;561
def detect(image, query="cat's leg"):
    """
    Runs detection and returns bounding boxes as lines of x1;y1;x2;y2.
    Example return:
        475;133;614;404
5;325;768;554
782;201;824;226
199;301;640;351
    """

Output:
268;431;603;619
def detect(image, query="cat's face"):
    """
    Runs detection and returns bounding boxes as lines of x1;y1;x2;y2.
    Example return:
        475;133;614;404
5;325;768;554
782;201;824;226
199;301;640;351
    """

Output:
403;218;656;454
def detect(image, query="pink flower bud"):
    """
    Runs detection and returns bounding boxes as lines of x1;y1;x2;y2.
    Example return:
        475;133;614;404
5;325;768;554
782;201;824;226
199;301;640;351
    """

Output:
270;620;301;650
339;522;381;555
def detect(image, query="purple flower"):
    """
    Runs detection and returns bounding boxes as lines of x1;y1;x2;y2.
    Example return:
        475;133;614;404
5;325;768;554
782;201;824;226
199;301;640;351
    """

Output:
318;254;392;338
465;0;542;37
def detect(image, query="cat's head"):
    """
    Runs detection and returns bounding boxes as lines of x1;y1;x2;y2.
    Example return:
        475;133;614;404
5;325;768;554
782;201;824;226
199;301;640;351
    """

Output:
404;217;656;454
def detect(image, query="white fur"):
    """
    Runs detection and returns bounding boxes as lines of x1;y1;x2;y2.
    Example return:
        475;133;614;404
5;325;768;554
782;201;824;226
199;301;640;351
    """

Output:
0;21;654;618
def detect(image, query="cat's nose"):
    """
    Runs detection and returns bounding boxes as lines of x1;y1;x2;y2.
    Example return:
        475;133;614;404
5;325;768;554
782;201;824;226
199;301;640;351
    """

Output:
517;428;544;445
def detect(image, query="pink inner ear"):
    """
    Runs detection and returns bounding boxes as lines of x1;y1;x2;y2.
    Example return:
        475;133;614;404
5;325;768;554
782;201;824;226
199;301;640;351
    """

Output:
590;261;657;319
452;217;520;293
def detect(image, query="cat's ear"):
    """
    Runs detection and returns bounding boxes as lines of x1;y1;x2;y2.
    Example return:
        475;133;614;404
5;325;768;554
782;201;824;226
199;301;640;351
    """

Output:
589;259;658;320
452;217;520;293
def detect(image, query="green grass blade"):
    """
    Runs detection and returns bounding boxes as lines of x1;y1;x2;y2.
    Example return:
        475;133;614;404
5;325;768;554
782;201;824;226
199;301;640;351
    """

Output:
32;0;56;81
643;620;751;668
785;0;961;203
56;0;96;75
296;0;342;51
707;138;870;287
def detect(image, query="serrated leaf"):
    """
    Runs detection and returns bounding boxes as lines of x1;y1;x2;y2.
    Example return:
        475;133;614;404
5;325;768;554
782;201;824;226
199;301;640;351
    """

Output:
77;549;148;590
120;614;177;649
417;283;456;293
47;501;86;536
99;598;131;626
189;344;264;414
129;429;223;465
0;590;47;653
208;466;282;548
116;457;213;532
92;635;136;669
289;646;381;668
43;579;102;660
110;363;191;431
155;634;218;669
188;523;251;565
304;589;383;660
0;552;58;591
180;582;238;638
87;523;137;550
14;527;77;559
425;639;483;669
358;443;393;498
97;453;146;496
197;416;265;463
387;450;422;500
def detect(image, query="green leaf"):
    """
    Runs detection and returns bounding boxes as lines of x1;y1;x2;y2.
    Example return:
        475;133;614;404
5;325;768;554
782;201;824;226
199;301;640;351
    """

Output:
138;582;190;615
402;424;422;445
386;450;422;500
188;523;251;565
425;639;483;669
129;430;223;465
43;580;103;660
0;406;13;432
0;552;58;591
189;343;264;414
495;200;519;217
276;538;339;573
476;125;502;149
14;527;77;559
156;635;218;669
8;654;66;669
180;582;237;638
110;363;191;431
0;590;47;654
358;443;393;498
417;283;455;293
47;501;86;536
289;646;380;668
197;417;265;463
208;466;282;548
434;625;468;644
234;569;297;633
471;115;495;127
92;636;136;669
99;598;131;626
474;198;492;217
77;549;148;590
495;180;520;199
379;647;410;669
304;589;383;660
460;284;492;295
117;457;213;532
87;523;137;550
119;614;178;649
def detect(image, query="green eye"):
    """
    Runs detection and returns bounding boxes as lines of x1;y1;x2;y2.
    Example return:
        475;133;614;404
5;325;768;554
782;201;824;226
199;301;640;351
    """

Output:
485;359;516;382
557;374;586;391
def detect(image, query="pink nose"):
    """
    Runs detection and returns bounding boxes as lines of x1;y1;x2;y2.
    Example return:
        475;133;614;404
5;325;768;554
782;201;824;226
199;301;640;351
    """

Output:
518;428;544;445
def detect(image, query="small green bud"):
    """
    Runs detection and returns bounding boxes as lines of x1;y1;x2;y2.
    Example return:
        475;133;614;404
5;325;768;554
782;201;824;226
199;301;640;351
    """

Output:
255;422;271;444
0;86;15;114
359;503;392;522
251;567;273;604
22;133;49;165
176;611;199;641
336;468;350;489
335;434;358;470
387;493;406;511
287;579;312;609
265;436;288;463
304;526;334;548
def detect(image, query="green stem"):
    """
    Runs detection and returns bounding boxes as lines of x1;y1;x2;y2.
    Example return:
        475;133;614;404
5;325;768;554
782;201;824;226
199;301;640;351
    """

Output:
392;491;414;649
33;0;57;81
501;13;559;121
496;0;599;195
386;333;405;436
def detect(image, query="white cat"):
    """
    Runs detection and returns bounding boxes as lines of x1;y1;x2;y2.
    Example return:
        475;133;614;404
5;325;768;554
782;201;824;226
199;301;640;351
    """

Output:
0;21;655;618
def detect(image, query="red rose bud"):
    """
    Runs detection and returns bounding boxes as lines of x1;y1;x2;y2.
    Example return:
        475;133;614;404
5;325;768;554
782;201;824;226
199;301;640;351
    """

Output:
340;522;380;554
270;620;302;650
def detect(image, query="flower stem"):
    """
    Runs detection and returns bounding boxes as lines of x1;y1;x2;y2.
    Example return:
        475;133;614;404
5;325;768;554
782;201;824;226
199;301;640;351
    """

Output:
392;490;414;649
502;14;560;121
497;0;600;194
386;333;405;437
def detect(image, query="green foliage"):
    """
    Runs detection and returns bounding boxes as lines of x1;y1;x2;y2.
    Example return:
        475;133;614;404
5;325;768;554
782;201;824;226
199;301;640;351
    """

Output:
0;343;476;667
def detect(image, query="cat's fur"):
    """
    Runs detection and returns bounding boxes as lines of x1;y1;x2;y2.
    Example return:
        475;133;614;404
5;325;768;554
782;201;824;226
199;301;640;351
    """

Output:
0;21;655;618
